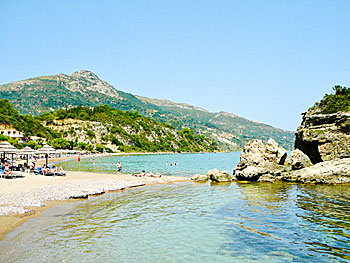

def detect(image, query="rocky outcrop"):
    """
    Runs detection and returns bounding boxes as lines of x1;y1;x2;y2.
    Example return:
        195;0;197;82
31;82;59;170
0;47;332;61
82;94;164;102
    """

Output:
290;149;313;170
295;110;350;163
233;138;291;182
191;169;232;182
207;169;232;182
191;174;209;182
232;137;350;184
281;158;350;184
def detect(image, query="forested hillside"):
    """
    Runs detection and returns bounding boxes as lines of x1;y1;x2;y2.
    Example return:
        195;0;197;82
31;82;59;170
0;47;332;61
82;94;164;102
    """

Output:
0;99;219;153
0;99;58;140
0;70;295;150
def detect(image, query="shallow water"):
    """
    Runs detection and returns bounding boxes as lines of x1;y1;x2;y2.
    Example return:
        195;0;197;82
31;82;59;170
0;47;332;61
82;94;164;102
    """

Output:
55;152;240;177
1;153;349;262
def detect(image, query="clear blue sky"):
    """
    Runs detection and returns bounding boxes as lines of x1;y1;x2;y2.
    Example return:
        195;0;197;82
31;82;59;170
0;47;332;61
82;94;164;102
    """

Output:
1;0;349;131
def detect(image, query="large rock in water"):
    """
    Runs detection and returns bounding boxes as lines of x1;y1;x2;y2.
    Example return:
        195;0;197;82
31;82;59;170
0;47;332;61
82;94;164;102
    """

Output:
233;138;291;181
207;169;232;182
295;110;350;163
290;149;313;170
281;158;350;184
191;174;209;182
233;138;350;184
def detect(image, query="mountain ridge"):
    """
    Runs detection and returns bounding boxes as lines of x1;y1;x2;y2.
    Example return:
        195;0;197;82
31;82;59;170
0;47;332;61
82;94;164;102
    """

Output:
0;70;295;150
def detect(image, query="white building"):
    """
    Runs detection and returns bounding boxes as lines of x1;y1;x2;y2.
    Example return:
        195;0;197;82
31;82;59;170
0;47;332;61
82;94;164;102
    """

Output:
0;129;23;139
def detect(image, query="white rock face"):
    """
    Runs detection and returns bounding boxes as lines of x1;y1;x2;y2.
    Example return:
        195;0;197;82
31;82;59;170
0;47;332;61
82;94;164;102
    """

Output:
66;70;120;99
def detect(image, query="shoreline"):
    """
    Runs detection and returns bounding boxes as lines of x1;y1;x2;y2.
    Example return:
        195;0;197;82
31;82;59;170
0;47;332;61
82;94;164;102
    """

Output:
0;169;190;240
36;151;228;167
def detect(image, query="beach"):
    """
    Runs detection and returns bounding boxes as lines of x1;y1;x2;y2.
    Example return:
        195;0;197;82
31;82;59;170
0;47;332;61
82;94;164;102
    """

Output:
0;169;190;240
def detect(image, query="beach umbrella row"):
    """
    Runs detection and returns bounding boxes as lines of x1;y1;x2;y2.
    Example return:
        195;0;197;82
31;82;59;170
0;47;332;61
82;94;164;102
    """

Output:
20;146;37;165
0;141;60;167
37;144;60;166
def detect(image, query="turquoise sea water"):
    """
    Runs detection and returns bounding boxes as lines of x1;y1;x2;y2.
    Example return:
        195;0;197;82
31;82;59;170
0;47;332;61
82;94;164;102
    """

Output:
1;153;349;262
55;152;240;177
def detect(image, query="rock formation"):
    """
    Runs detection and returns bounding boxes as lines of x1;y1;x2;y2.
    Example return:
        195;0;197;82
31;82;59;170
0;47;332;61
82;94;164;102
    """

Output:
232;137;350;184
283;158;350;184
233;138;291;182
295;110;350;163
191;174;210;182
191;169;232;183
207;169;232;182
290;149;313;170
231;88;350;184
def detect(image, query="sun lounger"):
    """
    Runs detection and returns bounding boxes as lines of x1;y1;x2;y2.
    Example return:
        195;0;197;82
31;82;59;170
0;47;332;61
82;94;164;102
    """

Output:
54;172;66;176
12;171;25;178
2;172;14;179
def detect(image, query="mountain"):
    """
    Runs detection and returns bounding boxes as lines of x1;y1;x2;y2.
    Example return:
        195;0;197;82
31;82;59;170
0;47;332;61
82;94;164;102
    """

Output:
137;96;294;150
0;70;295;150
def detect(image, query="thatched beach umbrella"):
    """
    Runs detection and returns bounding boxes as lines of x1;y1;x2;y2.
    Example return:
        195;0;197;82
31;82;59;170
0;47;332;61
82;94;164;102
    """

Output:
0;141;19;166
37;145;59;166
20;146;37;166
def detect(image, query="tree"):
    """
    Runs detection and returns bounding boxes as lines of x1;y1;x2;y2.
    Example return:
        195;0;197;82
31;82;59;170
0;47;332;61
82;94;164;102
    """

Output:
27;140;36;149
96;144;104;153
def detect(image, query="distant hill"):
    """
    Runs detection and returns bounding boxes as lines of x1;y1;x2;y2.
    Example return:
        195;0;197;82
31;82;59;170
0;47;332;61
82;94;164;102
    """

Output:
0;70;295;150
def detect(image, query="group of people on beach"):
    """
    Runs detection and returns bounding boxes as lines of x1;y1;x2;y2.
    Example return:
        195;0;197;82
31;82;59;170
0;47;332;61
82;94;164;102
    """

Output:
0;162;13;176
0;158;35;176
41;164;65;174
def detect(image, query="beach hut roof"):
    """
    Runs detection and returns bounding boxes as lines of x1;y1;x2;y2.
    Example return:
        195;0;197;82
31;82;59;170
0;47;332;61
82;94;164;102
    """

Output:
37;145;59;154
0;141;19;153
20;146;37;154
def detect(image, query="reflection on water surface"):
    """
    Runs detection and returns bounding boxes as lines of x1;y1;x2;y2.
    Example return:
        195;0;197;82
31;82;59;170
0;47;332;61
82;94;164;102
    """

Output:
1;181;349;262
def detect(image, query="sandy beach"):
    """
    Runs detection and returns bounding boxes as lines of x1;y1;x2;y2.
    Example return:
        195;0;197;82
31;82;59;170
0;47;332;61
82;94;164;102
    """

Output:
0;169;190;240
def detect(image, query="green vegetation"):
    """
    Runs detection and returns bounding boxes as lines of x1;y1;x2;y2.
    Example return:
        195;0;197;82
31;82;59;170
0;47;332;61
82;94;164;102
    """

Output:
0;70;295;150
37;105;219;153
0;99;219;153
311;86;350;114
0;99;58;140
86;130;95;138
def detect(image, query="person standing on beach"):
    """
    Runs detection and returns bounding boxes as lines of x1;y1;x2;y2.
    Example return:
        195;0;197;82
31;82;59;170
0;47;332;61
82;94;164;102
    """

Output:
116;160;122;173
